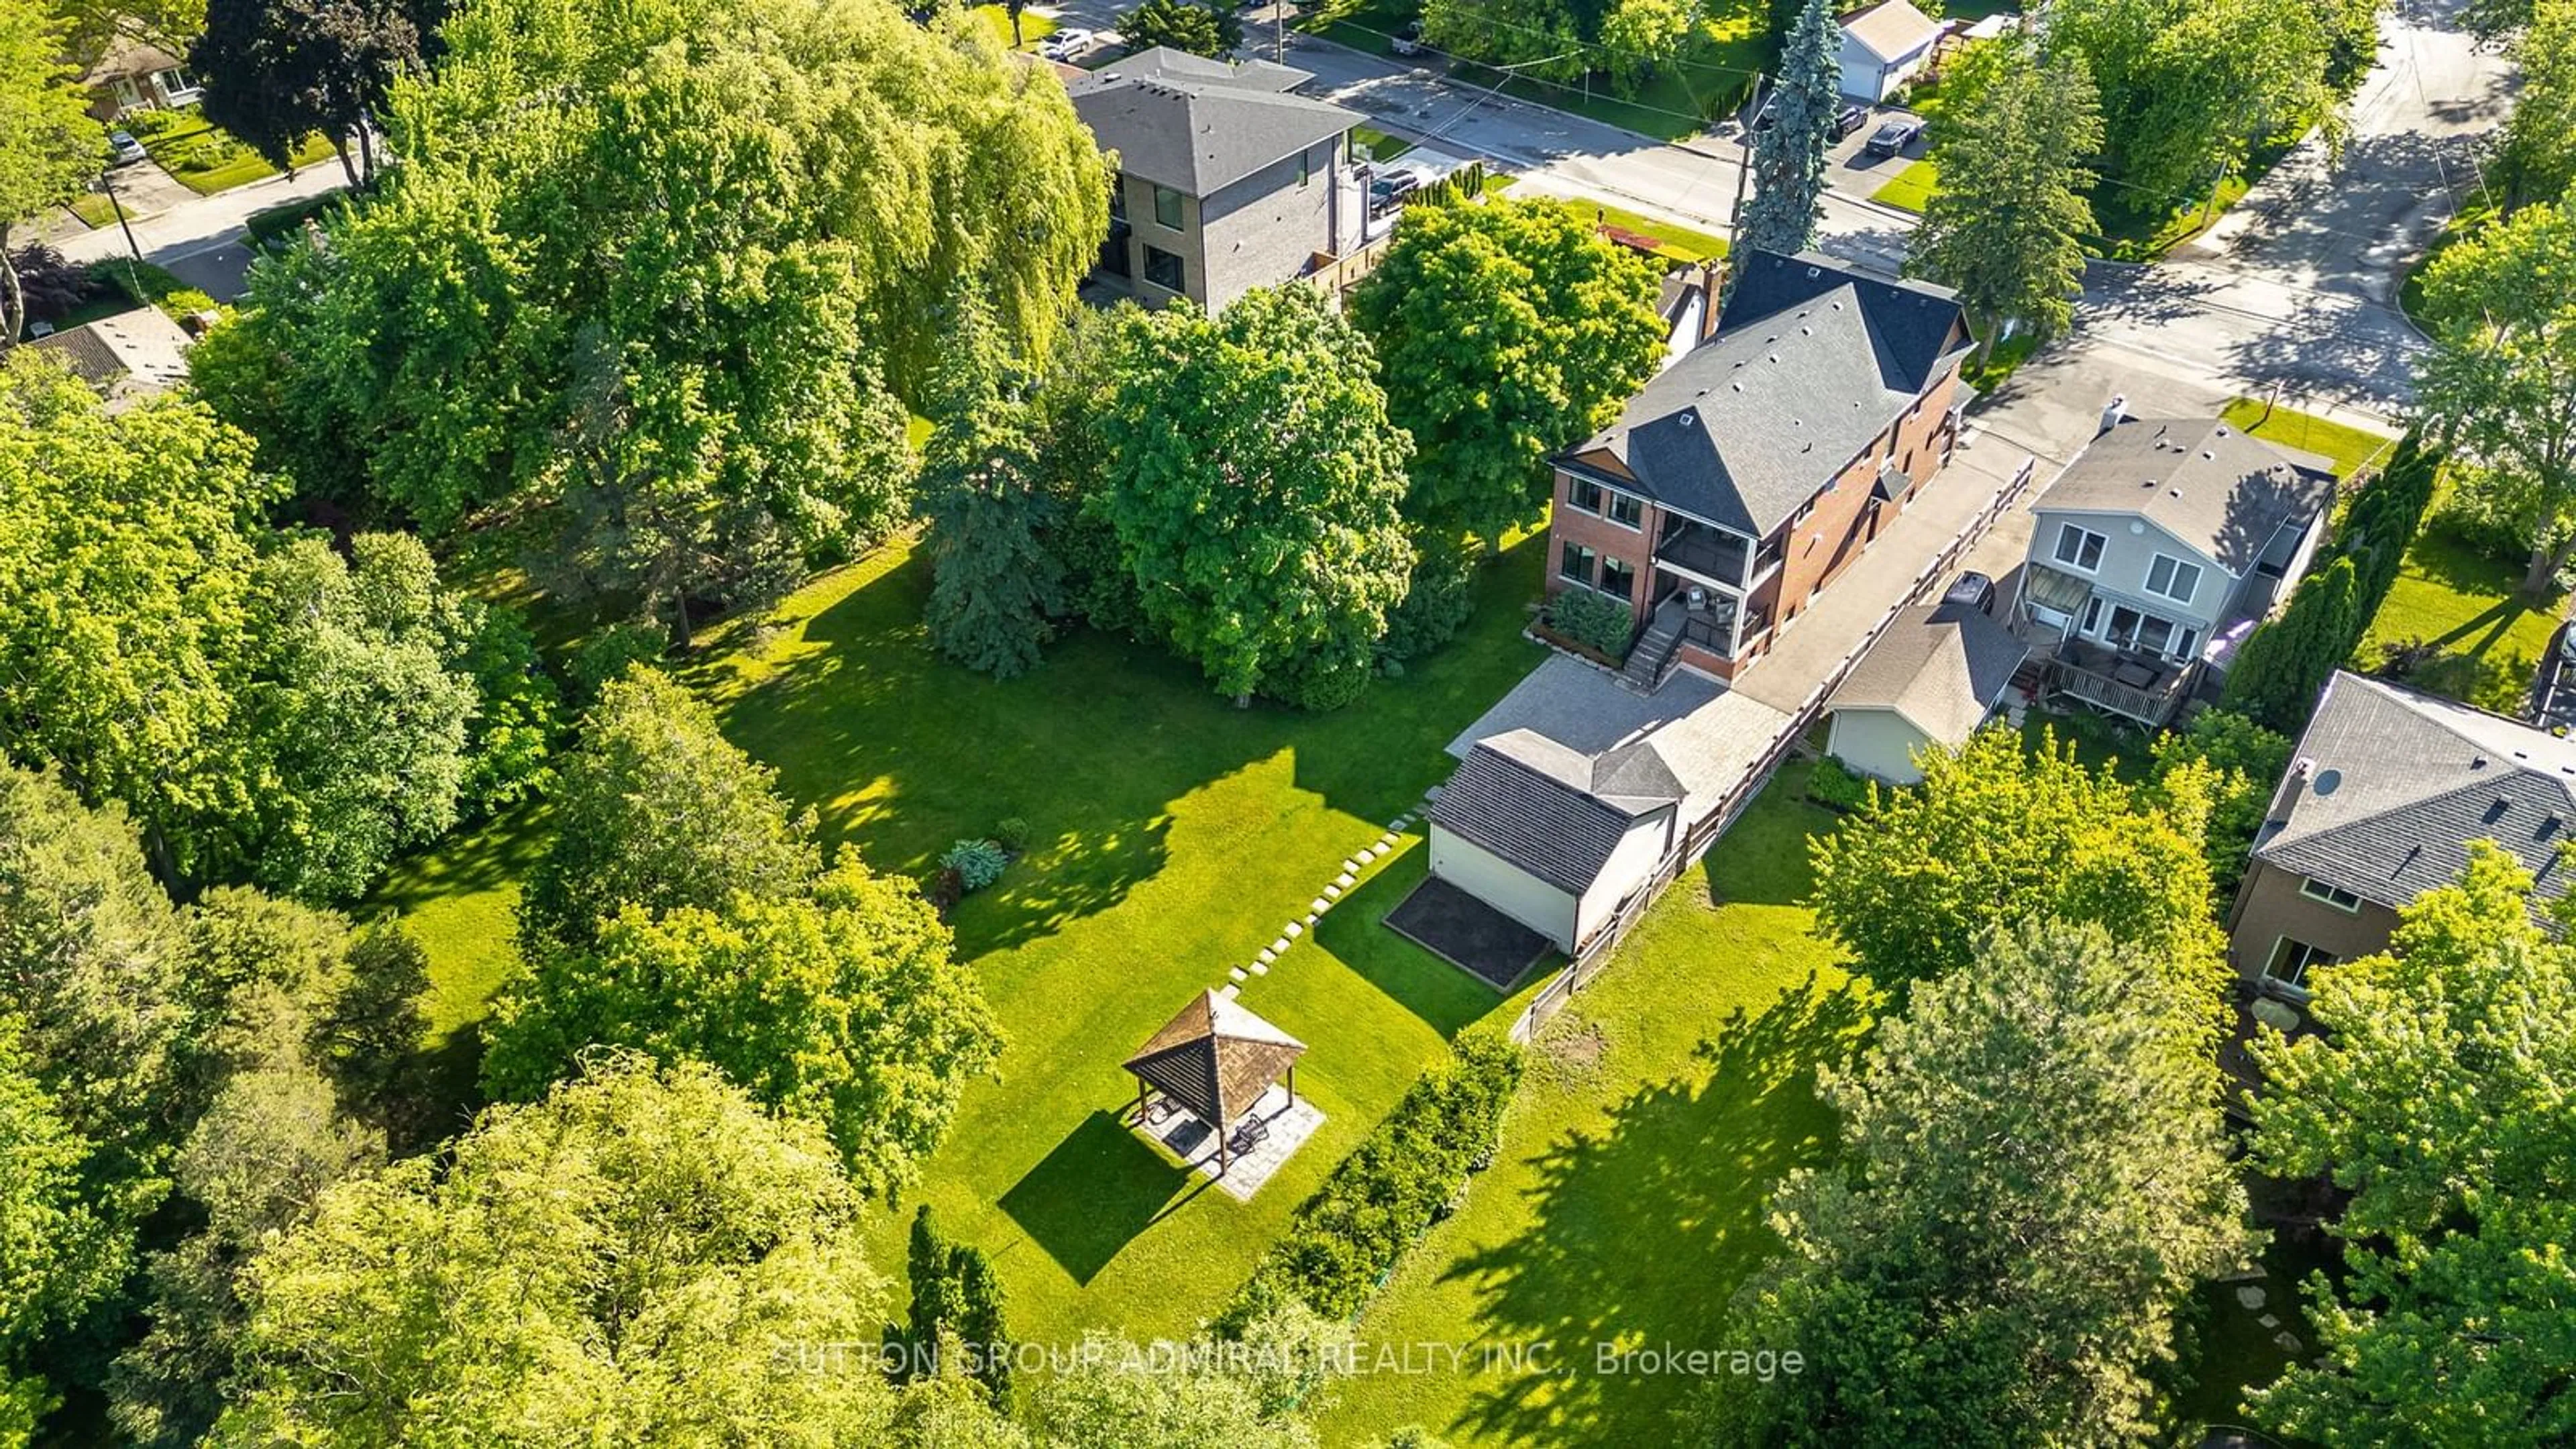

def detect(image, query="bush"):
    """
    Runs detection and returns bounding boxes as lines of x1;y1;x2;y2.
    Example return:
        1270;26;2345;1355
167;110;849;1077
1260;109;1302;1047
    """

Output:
1807;757;1876;813
1227;1027;1523;1321
1546;588;1635;661
570;621;667;704
9;244;94;326
1380;541;1478;663
2430;460;2535;571
993;817;1032;854
940;839;1007;893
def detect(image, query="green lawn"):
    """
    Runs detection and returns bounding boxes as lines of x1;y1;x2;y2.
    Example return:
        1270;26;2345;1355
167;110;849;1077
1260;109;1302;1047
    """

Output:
146;123;338;196
1870;158;1939;214
66;191;139;229
967;3;1056;50
1316;765;1873;1445
1546;193;1727;263
1354;124;1415;163
2219;397;2394;480
371;533;1556;1346
2399;193;2496;324
2355;496;2564;714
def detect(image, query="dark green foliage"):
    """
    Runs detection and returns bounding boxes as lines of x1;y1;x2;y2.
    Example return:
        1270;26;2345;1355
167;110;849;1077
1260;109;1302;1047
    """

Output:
568;621;667;704
1546;587;1635;659
2220;554;2361;733
906;1206;965;1363
1739;0;1839;256
2150;707;2290;900
940;839;1007;893
1804;755;1876;813
952;1246;1012;1397
193;0;420;180
1380;540;1479;664
991;817;1032;853
1230;1027;1523;1320
899;1205;1014;1397
1116;0;1242;55
449;604;560;816
922;411;1067;680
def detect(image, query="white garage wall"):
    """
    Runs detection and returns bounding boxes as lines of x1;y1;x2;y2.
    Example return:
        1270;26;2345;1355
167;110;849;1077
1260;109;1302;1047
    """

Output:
1429;826;1580;951
1827;708;1937;786
1574;810;1677;945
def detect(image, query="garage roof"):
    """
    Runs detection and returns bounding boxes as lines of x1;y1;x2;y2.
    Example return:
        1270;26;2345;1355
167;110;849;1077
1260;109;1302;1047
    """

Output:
1825;601;2029;745
1430;729;1681;895
1840;0;1941;62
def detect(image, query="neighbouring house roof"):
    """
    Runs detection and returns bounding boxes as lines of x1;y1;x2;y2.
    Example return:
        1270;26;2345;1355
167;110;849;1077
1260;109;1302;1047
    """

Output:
1826;601;2029;745
28;307;193;408
1431;728;1682;895
2252;670;2576;917
1840;0;1942;61
1069;53;1358;196
1562;249;1971;537
2035;415;2338;576
1123;989;1305;1130
83;30;186;85
1103;46;1314;93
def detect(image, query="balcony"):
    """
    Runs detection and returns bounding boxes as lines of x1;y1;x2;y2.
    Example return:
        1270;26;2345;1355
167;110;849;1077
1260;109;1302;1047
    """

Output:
2049;639;2198;726
1655;516;1752;588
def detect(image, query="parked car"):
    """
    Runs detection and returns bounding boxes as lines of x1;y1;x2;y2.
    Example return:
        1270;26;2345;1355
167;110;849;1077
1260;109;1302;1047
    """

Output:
1391;19;1423;54
1040;28;1095;59
106;129;147;166
1865;117;1926;157
1368;169;1422;217
1941;570;1997;616
1833;103;1868;140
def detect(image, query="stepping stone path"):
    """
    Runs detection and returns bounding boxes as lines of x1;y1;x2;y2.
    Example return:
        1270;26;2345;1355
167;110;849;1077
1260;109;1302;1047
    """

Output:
1335;871;1356;888
1423;785;1443;803
1248;960;1269;975
2257;1314;2280;1330
1236;812;1432;989
1256;947;1276;965
1228;967;1248;983
1324;884;1342;900
1311;897;1330;914
1220;983;1240;999
1284;921;1303;939
2272;1332;2302;1352
1341;859;1361;874
1389;815;1411;830
1270;937;1291;956
2235;1287;2267;1311
1375;835;1397;851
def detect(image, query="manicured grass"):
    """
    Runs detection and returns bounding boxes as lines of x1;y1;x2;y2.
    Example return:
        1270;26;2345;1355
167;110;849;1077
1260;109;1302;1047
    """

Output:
66;191;134;229
372;534;1555;1346
1316;765;1873;1445
2355;496;2565;714
1961;331;2037;392
968;3;1055;50
2219;397;2394;480
1354;124;1415;163
150;123;338;196
1547;194;1728;263
246;192;350;250
2087;171;2253;262
1870;158;1939;214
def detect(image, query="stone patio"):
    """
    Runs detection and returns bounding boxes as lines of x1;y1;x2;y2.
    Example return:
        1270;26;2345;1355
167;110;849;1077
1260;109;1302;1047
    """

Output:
1130;1083;1323;1202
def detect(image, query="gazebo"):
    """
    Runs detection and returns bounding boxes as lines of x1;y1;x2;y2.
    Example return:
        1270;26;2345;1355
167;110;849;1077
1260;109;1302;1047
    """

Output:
1124;990;1306;1171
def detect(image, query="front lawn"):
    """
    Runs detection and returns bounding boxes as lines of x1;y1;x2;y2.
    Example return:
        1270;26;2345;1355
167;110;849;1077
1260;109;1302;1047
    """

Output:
1354;124;1415;163
1870;158;1938;213
2355;506;2564;714
371;533;1554;1345
967;3;1056;50
1316;765;1872;1444
1548;193;1729;262
134;113;337;195
2218;396;2394;480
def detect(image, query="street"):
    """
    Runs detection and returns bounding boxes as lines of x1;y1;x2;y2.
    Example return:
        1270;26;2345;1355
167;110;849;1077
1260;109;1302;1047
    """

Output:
52;160;348;301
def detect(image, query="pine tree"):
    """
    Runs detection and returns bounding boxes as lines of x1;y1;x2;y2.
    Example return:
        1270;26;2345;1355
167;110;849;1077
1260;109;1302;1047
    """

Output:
952;1244;1013;1397
904;1205;964;1375
922;407;1067;680
2220;554;2361;733
1738;0;1840;258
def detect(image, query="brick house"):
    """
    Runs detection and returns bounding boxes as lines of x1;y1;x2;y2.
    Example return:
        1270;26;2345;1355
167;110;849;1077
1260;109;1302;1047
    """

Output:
1547;249;1976;688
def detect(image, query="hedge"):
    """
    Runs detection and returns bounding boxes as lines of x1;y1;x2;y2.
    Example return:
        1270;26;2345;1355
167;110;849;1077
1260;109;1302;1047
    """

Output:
1225;1026;1524;1325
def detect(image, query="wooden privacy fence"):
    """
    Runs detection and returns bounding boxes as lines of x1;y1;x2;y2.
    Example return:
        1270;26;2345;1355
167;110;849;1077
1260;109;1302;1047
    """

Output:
1508;454;2040;1042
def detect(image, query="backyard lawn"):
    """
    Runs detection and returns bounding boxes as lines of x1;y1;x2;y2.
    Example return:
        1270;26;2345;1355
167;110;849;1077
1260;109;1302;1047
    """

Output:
1316;765;1872;1446
370;533;1556;1345
2354;499;2565;714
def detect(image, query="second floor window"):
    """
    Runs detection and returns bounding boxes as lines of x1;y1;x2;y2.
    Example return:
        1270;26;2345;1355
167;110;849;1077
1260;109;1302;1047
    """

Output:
1154;185;1185;229
2145;553;2202;604
2300;877;2365;913
2053;523;2106;572
1607;492;1643;528
1568;478;1603;514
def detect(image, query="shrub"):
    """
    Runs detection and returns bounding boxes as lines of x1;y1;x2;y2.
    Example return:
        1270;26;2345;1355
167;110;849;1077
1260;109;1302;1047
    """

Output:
1380;541;1478;663
1546;588;1635;661
1807;757;1876;813
940;839;1007;893
570;621;667;704
1227;1027;1524;1321
9;244;95;326
992;817;1032;854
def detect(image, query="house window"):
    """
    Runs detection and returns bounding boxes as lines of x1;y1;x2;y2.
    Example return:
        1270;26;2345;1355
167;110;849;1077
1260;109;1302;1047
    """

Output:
1793;496;1817;526
2145;553;2202;604
2299;878;2365;913
2053;523;2107;572
1599;556;1636;599
2172;625;2200;661
1559;541;1597;586
1298;150;1311;187
2081;596;2104;635
2265;937;2336;989
1108;180;1128;221
2106;605;2196;662
1567;478;1603;515
1153;185;1185;229
1142;245;1185;292
1606;492;1643;529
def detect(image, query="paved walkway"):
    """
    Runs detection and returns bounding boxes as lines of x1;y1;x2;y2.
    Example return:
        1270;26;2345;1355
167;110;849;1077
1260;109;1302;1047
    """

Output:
54;160;350;302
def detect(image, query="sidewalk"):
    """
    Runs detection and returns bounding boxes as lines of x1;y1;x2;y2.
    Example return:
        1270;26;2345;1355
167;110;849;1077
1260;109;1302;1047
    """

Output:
53;163;349;301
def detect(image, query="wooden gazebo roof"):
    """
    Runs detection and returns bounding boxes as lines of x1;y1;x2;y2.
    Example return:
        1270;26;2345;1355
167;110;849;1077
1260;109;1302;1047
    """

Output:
1123;990;1305;1130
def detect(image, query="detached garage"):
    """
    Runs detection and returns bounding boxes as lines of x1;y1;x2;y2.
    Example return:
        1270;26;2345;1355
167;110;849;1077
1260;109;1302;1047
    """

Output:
1426;729;1682;954
1824;600;2029;785
1837;0;1941;102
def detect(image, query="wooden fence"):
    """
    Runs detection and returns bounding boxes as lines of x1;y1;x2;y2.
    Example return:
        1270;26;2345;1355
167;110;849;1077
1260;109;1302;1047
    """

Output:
1508;454;2040;1042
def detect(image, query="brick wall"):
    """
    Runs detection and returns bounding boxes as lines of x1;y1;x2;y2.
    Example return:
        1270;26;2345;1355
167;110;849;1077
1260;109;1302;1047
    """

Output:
1757;362;1963;628
1544;470;1658;616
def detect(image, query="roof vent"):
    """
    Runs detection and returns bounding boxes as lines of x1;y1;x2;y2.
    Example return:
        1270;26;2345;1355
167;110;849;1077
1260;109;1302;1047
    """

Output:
2167;488;2183;499
1806;266;1821;278
1831;300;1843;309
2516;749;2530;759
1679;412;1697;428
2473;755;2489;768
1730;381;1743;392
2201;450;2216;460
2215;425;2231;437
1800;326;1812;335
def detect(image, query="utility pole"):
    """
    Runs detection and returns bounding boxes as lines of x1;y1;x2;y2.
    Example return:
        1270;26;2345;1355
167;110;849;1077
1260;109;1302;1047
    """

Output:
1276;0;1286;64
1721;71;1764;300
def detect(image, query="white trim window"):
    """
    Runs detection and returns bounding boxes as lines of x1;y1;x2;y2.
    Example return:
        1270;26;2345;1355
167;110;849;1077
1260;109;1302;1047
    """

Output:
2145;553;2203;605
2299;877;2365;913
2265;936;2336;989
1567;478;1604;515
1606;492;1644;529
2053;523;2107;573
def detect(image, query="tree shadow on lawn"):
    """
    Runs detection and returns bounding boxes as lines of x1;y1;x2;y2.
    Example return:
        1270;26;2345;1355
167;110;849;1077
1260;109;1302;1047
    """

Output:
997;1108;1212;1287
1443;972;1874;1447
368;799;553;916
1312;850;1521;1039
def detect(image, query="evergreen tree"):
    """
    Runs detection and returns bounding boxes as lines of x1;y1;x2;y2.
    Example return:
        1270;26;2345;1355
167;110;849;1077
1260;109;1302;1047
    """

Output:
953;1245;1012;1397
922;409;1067;680
1738;0;1839;258
906;1205;965;1368
1116;0;1242;56
2220;553;2361;733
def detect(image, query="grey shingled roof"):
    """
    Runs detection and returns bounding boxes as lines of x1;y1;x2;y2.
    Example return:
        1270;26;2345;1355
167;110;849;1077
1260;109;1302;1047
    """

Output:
1069;55;1358;196
1564;250;1970;537
2036;415;2337;576
1841;0;1941;61
2253;671;2576;915
1102;46;1313;93
1430;729;1681;894
27;307;193;409
1825;602;2030;744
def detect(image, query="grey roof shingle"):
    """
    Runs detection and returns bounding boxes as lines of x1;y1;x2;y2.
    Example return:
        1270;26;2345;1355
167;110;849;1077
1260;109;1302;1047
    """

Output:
2035;415;2337;576
1430;728;1681;894
2253;671;2576;916
1069;53;1358;197
1102;46;1313;93
1564;250;1970;537
27;307;193;402
1825;601;2030;743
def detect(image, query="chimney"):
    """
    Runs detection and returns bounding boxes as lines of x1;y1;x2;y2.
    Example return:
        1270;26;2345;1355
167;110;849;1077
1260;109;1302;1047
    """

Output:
2098;394;2129;435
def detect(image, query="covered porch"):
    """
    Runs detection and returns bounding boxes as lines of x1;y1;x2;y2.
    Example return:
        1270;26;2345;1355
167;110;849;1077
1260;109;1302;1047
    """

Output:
1124;989;1324;1201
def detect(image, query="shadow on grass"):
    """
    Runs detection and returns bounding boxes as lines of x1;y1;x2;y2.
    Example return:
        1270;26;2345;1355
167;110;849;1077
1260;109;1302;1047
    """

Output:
998;1110;1205;1286
369;800;552;916
1444;972;1874;1446
1314;851;1525;1038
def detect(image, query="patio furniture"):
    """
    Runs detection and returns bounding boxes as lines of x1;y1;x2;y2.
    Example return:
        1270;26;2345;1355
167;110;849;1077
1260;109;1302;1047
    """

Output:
1228;1117;1270;1159
1124;989;1307;1172
2111;658;2161;690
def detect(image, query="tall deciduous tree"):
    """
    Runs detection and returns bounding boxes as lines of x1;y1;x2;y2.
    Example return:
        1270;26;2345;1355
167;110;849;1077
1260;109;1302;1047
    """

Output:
2413;196;2576;594
1907;34;2104;353
1116;0;1243;56
192;0;422;187
484;859;1003;1198
2249;845;2576;1444
2053;0;2334;216
1093;287;1416;710
1703;924;2253;1444
1809;729;2226;994
1351;197;1664;547
215;1056;904;1447
516;667;819;956
0;0;98;349
1739;0;1839;258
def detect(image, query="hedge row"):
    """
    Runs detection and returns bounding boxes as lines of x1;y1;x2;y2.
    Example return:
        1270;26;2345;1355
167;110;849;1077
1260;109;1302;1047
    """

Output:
1225;1026;1524;1325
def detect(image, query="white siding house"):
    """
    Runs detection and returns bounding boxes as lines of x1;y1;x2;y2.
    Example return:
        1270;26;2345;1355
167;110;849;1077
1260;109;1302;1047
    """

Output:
1837;0;1941;101
1823;600;2030;784
1424;729;1682;954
